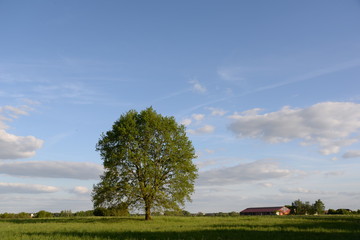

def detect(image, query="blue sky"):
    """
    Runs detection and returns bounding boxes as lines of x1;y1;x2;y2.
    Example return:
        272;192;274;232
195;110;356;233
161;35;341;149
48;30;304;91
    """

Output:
1;0;360;213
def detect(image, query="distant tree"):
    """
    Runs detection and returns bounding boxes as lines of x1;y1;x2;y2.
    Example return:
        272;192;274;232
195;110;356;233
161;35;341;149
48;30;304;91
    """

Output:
74;210;94;217
291;199;326;215
182;210;191;216
93;207;108;216
107;204;129;216
313;199;325;214
196;212;204;216
17;212;31;218
336;209;351;215
327;209;337;214
59;210;73;217
35;210;52;218
292;199;305;215
228;211;239;217
304;201;314;215
92;107;198;220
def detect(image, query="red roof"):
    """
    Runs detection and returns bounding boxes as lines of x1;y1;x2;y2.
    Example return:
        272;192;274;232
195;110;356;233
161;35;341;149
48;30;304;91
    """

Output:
241;206;286;213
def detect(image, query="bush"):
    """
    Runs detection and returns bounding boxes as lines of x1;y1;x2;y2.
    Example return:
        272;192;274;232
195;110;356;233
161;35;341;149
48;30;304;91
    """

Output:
59;210;73;217
35;210;53;218
93;205;129;217
74;210;94;217
17;212;31;218
93;207;108;216
0;212;31;219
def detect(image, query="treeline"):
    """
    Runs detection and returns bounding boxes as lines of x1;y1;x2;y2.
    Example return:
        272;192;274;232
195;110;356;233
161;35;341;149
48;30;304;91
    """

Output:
2;202;360;219
0;210;94;219
152;211;240;217
287;199;326;215
287;199;360;215
327;209;360;215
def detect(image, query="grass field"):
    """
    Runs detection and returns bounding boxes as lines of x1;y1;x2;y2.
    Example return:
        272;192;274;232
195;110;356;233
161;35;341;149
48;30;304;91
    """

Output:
0;215;359;240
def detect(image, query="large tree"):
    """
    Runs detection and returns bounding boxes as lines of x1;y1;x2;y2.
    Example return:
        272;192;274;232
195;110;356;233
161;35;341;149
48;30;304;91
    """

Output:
92;107;198;220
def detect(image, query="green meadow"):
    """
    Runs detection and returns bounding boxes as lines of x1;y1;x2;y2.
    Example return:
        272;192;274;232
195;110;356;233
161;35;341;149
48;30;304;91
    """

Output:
0;215;359;240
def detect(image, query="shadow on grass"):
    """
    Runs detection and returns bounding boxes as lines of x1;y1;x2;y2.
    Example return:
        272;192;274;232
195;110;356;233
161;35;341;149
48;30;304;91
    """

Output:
24;228;360;240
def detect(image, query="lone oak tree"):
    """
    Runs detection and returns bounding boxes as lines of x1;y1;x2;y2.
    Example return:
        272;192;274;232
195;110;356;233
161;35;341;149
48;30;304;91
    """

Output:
92;107;198;220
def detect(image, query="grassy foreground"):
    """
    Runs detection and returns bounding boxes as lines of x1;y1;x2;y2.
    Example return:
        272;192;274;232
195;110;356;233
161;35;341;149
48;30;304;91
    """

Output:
0;215;359;240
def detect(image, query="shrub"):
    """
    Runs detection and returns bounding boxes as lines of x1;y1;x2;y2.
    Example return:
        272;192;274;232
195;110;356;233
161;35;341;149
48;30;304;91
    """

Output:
35;210;53;218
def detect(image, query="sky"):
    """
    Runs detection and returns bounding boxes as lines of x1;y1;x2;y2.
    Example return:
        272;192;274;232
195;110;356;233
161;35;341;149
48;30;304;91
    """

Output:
0;0;360;214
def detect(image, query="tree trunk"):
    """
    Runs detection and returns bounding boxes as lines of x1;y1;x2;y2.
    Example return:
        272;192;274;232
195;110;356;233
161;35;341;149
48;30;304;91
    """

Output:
145;203;152;220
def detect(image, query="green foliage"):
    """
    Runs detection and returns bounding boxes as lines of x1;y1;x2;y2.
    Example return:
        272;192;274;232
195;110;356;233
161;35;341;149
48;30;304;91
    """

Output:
93;207;108;216
313;199;325;214
92;107;198;220
163;210;191;216
59;210;73;217
0;212;31;219
93;205;129;217
35;210;53;218
291;199;326;215
327;209;354;215
74;210;94;217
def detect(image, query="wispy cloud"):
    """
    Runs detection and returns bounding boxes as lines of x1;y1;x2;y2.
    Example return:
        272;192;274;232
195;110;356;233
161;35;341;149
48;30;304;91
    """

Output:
342;150;360;159
279;187;328;195
0;161;103;180
0;182;59;194
217;59;360;96
197;159;291;186
189;80;207;94
188;125;215;135
254;59;360;93
206;107;227;116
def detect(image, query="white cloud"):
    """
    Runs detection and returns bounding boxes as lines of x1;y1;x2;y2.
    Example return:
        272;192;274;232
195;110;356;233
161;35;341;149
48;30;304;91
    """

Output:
192;113;205;121
342;150;360;159
0;104;44;160
0;161;103;180
229;102;360;155
70;186;91;195
197;160;291;186
0;130;44;160
207;107;227;116
190;80;207;93
188;125;215;135
0;182;59;194
180;118;192;126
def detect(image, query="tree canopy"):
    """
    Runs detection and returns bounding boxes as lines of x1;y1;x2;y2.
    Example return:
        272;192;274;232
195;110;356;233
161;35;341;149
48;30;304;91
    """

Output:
92;107;198;220
291;199;325;215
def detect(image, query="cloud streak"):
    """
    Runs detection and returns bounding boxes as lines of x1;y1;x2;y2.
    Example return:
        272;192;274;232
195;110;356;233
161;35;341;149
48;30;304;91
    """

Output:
197;160;291;186
0;161;103;180
255;59;360;93
0;182;59;194
342;150;360;159
188;125;215;135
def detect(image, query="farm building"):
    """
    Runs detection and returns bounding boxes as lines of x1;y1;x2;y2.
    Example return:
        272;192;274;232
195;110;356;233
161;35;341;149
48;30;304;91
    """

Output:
240;206;290;216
